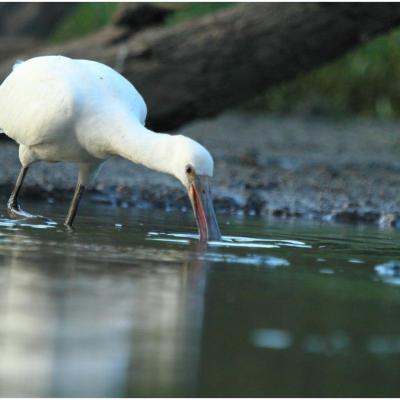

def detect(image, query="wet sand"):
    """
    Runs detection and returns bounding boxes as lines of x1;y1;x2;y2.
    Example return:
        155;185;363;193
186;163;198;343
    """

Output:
1;112;400;227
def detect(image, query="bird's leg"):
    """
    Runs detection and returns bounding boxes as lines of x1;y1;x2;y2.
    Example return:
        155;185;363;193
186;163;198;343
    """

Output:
64;182;85;228
7;165;35;219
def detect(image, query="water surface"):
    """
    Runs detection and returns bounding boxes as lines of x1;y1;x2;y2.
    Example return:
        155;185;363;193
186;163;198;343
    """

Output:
0;201;400;397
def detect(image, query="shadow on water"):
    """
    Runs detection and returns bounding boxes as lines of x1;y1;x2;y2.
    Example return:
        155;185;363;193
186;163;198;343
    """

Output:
0;201;400;396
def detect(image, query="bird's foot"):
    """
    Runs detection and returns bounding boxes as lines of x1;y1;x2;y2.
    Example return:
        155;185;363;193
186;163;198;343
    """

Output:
7;203;36;220
7;202;55;225
63;222;75;233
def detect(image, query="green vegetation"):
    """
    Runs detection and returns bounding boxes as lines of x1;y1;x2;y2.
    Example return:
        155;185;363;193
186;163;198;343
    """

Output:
252;28;400;119
51;3;118;42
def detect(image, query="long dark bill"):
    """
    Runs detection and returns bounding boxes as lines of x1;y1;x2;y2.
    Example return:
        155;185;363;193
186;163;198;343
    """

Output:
189;175;221;242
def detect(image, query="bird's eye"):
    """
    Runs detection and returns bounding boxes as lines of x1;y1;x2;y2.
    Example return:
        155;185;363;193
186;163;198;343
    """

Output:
185;165;193;174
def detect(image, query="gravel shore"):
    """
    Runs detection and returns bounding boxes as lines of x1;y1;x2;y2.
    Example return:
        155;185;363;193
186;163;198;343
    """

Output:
1;111;400;227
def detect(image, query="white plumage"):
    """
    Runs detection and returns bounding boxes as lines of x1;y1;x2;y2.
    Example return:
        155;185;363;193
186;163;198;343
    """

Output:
0;55;220;241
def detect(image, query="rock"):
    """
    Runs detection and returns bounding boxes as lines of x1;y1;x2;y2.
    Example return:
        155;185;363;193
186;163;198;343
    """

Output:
239;148;260;167
245;192;267;215
332;209;360;223
271;207;302;219
332;206;380;224
379;213;400;228
214;196;242;213
362;211;381;223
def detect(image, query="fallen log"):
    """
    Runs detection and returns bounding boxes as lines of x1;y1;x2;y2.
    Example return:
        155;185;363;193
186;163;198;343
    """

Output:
1;3;400;130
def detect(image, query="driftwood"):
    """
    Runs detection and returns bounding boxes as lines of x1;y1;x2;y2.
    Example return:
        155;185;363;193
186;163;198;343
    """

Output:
1;3;400;130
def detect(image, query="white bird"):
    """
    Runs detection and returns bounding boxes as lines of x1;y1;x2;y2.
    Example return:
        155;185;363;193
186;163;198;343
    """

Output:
0;55;221;241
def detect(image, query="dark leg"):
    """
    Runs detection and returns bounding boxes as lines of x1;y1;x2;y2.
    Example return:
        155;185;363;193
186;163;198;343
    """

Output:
7;165;34;219
64;182;85;227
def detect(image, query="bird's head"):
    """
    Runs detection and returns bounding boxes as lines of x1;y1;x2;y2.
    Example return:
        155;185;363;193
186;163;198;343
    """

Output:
170;135;221;242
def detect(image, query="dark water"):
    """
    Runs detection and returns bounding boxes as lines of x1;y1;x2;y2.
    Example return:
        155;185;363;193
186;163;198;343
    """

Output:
0;201;400;397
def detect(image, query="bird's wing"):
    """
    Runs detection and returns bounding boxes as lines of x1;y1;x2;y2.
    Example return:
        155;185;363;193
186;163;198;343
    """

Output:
0;56;148;149
0;57;81;146
77;59;148;125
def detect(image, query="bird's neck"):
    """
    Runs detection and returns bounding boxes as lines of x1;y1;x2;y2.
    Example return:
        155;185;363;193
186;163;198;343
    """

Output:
108;116;175;176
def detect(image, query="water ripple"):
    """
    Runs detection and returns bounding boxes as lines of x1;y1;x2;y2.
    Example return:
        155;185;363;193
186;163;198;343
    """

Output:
202;253;289;267
147;232;311;250
0;218;57;230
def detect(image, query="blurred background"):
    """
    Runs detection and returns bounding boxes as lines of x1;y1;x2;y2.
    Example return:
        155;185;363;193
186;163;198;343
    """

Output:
1;2;400;120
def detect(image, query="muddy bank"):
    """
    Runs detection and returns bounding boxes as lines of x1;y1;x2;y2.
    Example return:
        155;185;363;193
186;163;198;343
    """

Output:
1;112;400;227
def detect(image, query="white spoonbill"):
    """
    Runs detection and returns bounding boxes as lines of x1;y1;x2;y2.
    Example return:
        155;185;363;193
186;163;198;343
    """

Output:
0;55;221;241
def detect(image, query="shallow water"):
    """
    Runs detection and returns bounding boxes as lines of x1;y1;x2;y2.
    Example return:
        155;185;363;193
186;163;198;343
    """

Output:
0;201;400;397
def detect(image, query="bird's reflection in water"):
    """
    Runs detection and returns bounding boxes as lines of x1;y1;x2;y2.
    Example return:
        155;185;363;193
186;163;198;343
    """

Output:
0;232;209;397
